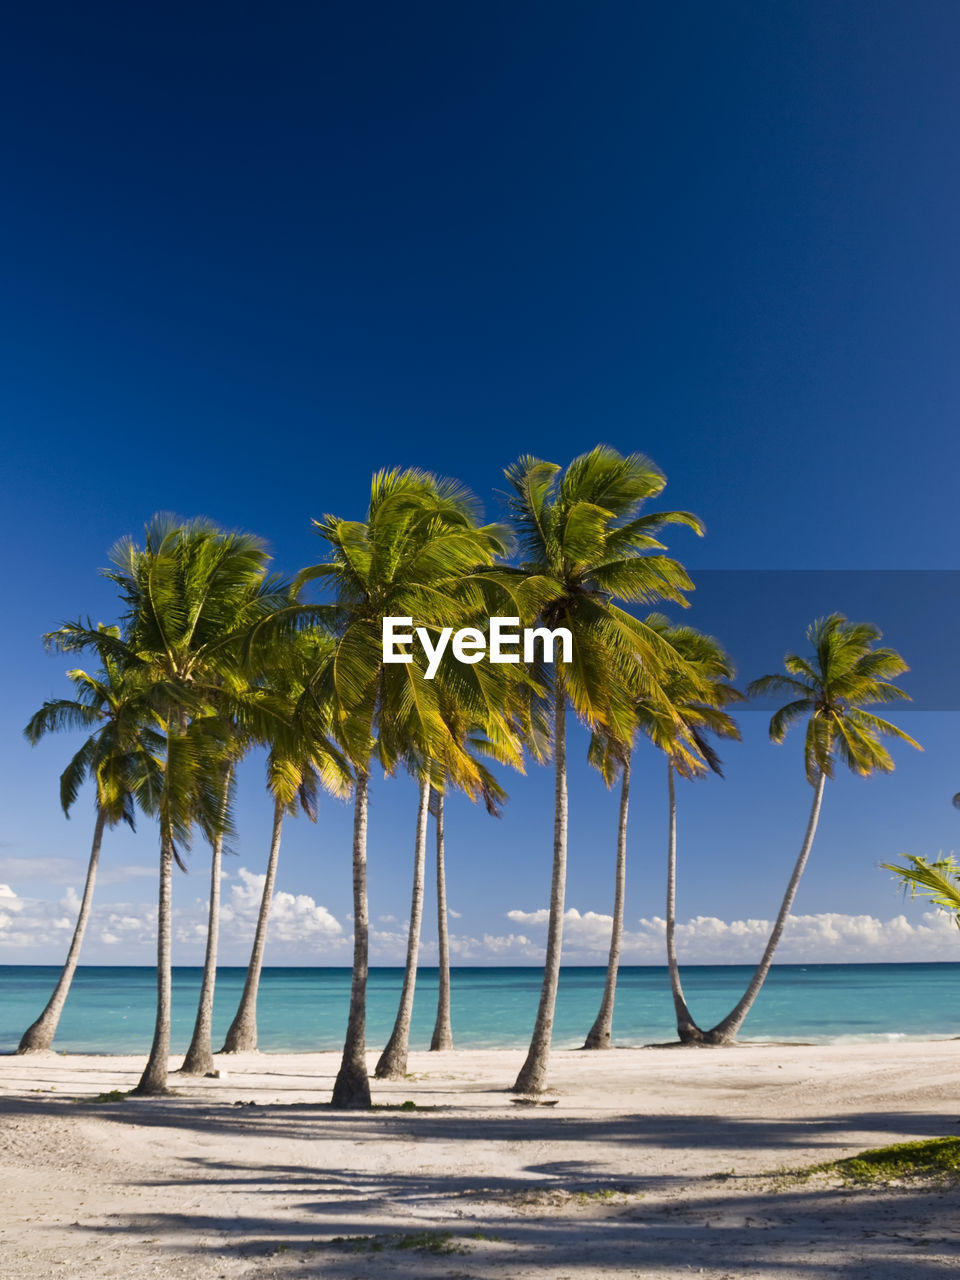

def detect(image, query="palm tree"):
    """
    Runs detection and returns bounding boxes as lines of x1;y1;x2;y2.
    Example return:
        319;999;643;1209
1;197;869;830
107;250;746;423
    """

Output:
688;613;921;1046
377;679;518;1077
580;732;633;1051
17;629;163;1053
296;470;511;1107
653;624;742;1043
580;620;740;1050
504;446;703;1094
52;516;290;1094
219;632;351;1055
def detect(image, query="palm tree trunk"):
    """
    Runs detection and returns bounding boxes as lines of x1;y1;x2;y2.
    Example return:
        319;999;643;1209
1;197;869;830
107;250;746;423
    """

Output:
665;762;706;1043
220;798;285;1053
180;768;231;1075
513;679;568;1094
376;775;431;1079
17;809;107;1053
430;784;453;1051
331;768;372;1108
583;755;630;1049
133;821;174;1095
179;837;223;1075
702;772;827;1045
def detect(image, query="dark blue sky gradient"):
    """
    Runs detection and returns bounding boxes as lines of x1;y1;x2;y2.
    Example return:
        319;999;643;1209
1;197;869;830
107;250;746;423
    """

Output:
2;2;959;967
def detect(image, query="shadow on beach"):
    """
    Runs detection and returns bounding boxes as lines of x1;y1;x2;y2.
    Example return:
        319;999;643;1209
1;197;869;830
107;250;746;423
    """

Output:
4;1088;960;1278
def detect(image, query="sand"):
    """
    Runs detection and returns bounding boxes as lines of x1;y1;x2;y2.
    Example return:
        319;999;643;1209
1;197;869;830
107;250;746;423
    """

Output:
2;1040;960;1278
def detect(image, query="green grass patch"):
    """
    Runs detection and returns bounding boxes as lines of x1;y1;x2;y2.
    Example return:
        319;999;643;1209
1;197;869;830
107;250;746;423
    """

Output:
811;1137;960;1185
90;1089;127;1103
371;1099;439;1111
331;1231;468;1255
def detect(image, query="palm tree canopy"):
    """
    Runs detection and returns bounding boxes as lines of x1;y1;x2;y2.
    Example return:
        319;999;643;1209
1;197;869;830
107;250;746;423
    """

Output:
635;616;743;779
296;469;514;779
748;613;921;784
590;616;743;786
265;629;354;816
45;518;294;852
24;625;164;827
503;445;705;745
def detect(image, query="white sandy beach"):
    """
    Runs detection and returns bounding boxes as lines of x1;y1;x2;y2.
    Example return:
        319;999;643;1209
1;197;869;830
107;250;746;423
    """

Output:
2;1040;960;1279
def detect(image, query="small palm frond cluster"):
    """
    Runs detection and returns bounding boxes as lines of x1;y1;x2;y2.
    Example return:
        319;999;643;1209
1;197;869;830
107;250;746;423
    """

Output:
882;855;960;928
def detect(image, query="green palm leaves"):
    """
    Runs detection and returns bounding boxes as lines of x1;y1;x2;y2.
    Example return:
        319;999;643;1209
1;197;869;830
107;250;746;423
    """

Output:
26;625;164;826
748;613;921;784
882;855;960;925
299;469;511;775
632;615;743;777
504;448;703;740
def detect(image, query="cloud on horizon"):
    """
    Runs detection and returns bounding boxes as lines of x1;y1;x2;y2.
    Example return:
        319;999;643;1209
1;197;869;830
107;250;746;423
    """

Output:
504;905;960;964
2;873;960;966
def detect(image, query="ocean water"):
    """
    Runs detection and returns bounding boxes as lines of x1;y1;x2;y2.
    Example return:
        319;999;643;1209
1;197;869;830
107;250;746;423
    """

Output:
2;963;959;1055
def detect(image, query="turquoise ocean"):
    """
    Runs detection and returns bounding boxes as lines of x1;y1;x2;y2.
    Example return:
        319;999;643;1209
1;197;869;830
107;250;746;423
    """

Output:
2;963;959;1054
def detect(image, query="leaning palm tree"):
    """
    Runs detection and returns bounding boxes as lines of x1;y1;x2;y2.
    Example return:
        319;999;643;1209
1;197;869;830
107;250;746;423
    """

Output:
687;613;921;1046
581;620;740;1049
504;446;703;1094
296;470;511;1107
632;620;743;1043
17;630;163;1053
52;516;291;1094
580;731;634;1050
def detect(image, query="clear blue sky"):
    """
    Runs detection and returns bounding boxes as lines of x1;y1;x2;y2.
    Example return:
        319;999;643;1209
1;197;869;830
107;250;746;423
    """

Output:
2;1;959;967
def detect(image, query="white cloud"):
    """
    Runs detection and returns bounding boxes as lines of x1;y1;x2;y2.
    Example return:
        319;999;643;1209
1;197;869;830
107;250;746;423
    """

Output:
176;867;345;953
502;905;960;964
448;908;462;919
0;866;345;962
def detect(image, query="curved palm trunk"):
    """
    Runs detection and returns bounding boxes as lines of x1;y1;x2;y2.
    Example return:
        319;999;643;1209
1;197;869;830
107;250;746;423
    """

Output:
583;755;631;1049
701;772;827;1045
180;769;232;1075
513;681;567;1094
180;832;224;1075
220;798;285;1053
665;762;706;1043
133;821;174;1096
332;769;372;1108
376;775;431;1078
17;809;107;1053
430;784;453;1051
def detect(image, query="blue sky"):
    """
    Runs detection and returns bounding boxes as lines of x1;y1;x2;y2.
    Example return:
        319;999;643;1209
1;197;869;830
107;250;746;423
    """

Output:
2;1;960;967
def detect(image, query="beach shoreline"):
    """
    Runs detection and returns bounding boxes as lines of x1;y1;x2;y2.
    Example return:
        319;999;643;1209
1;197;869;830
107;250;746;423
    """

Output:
2;1041;959;1278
